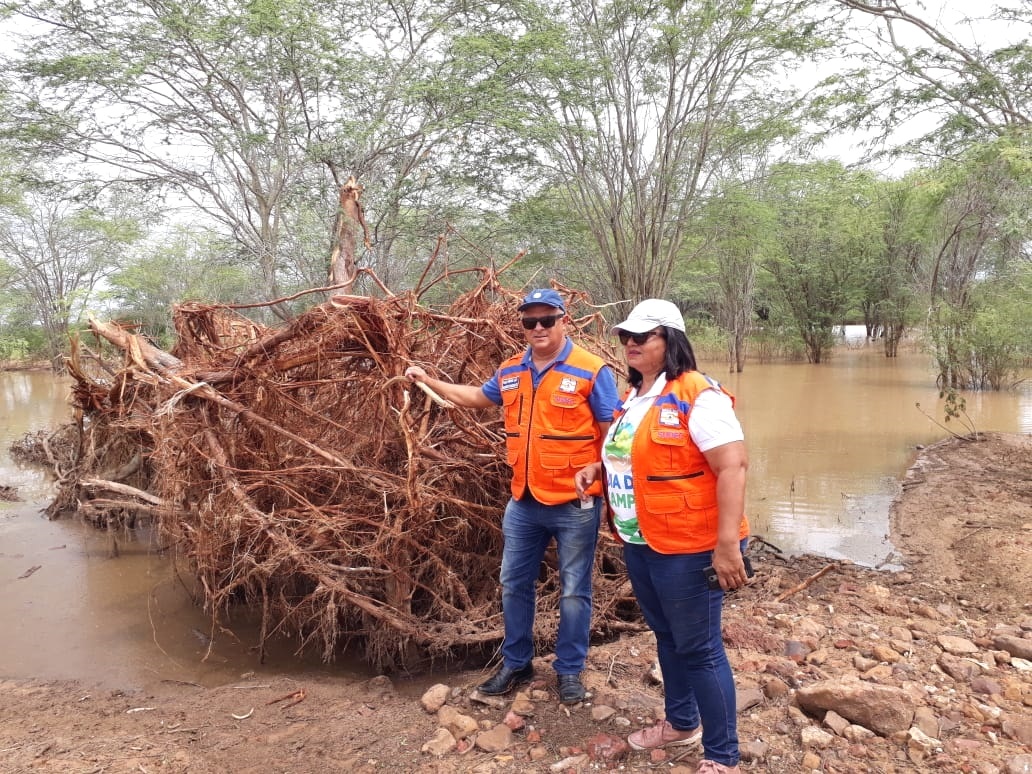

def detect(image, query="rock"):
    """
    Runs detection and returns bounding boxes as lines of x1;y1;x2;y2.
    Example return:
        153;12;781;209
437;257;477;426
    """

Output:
871;644;901;663
1002;716;1032;746
800;726;834;749
938;652;982;682
550;753;589;771
913;706;940;738
971;675;1003;696
421;727;457;756
785;640;811;663
528;744;549;761
938;634;980;655
736;686;764;712
474;723;513;752
510;691;535;717
739;737;768;761
823;710;850;736
468;690;509;709
437;705;479;741
843;724;876;742
907;726;940;761
420;684;450;713
503;710;525;731
994;635;1032;661
584;732;629;763
852;653;879;672
590;704;617;722
796;679;915;736
1005;754;1032;774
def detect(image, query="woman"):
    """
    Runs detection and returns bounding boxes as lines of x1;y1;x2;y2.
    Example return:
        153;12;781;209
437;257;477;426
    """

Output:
575;299;749;774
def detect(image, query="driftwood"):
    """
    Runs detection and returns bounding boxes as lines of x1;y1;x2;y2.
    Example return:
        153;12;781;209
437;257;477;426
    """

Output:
57;267;641;670
775;563;838;603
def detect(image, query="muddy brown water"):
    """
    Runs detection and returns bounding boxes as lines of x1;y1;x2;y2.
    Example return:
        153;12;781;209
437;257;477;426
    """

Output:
1;332;1030;688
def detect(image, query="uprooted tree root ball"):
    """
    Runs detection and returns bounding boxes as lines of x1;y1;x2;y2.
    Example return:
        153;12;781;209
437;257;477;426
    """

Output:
56;272;644;671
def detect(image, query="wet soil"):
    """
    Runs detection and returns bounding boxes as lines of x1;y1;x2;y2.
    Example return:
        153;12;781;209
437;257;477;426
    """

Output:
0;432;1029;773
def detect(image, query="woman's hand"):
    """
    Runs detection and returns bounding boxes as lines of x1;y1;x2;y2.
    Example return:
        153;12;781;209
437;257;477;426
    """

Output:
574;462;602;500
711;543;749;591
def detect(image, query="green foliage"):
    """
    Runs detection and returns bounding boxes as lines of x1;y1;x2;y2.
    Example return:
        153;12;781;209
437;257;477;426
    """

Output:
760;161;880;363
825;2;1031;157
106;228;253;346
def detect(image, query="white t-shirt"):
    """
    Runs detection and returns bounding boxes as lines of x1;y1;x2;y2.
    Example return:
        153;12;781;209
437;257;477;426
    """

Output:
602;373;743;544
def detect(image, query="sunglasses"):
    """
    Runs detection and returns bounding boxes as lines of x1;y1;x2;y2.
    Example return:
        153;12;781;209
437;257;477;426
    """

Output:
521;314;564;330
617;330;664;346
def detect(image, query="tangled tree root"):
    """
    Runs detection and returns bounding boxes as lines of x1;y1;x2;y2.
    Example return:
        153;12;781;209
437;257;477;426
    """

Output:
57;269;643;671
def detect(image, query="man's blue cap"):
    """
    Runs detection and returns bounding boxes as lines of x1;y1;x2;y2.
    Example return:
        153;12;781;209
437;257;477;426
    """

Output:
517;288;566;312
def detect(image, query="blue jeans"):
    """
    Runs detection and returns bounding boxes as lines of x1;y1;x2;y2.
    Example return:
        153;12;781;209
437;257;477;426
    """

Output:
499;495;601;675
623;539;747;767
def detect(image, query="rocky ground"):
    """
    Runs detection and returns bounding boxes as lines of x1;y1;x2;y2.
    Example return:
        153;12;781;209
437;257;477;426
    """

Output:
0;431;1029;774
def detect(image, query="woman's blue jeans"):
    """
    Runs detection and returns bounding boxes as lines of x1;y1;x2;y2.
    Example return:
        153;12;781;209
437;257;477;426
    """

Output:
499;495;601;675
623;539;747;767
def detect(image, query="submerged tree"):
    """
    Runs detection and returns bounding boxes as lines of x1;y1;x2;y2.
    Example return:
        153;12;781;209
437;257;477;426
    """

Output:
761;161;878;363
451;0;829;304
921;140;1031;389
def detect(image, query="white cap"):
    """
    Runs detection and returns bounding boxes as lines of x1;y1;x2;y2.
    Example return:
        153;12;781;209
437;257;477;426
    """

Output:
612;299;686;334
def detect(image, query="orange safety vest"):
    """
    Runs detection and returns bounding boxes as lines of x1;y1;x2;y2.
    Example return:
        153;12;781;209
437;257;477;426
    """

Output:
499;343;607;505
607;371;749;554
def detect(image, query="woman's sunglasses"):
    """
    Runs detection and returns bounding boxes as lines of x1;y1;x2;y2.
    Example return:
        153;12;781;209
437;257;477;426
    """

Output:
617;330;664;346
521;314;564;330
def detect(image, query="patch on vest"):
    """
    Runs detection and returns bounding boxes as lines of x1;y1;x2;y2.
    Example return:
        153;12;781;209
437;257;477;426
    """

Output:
656;429;685;441
552;393;578;407
558;377;578;393
659;407;680;427
501;376;521;391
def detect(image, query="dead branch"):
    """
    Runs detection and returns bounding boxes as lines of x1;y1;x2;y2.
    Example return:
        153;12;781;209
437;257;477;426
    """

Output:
775;563;838;603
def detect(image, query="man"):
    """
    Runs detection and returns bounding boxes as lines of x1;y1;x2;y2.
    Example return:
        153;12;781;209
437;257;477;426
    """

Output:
405;288;618;704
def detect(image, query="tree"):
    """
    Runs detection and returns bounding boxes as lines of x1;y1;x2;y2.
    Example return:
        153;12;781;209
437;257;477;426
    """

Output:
861;174;930;357
1;0;525;309
106;227;252;346
761;161;877;363
0;190;143;368
452;0;830;304
920;139;1031;389
828;0;1031;155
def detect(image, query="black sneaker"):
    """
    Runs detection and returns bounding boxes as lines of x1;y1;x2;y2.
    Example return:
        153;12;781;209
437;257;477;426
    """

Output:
557;673;587;704
477;663;534;696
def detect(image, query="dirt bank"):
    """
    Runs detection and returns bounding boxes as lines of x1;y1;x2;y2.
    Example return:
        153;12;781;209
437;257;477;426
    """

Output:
1;432;1030;773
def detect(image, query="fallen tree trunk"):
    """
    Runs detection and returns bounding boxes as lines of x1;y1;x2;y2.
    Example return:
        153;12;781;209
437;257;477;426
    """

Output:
58;268;640;670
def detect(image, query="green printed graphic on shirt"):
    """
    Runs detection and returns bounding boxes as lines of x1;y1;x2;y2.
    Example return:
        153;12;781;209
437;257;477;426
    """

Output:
603;415;645;544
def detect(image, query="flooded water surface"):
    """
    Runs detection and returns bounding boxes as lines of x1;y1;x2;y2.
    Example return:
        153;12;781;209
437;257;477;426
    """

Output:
1;336;1029;688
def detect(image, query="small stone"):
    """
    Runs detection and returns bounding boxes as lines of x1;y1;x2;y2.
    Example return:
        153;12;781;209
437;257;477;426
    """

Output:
474;723;513;753
739;738;768;761
420;684;450;713
584;732;629;763
1004;754;1032;774
823;710;850;736
802;751;822;769
938;634;979;655
528;744;549;761
590;705;617;722
421;728;457;756
800;726;834;749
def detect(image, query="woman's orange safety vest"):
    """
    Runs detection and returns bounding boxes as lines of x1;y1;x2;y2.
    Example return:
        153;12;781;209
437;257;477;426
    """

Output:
499;343;607;505
607;371;749;554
